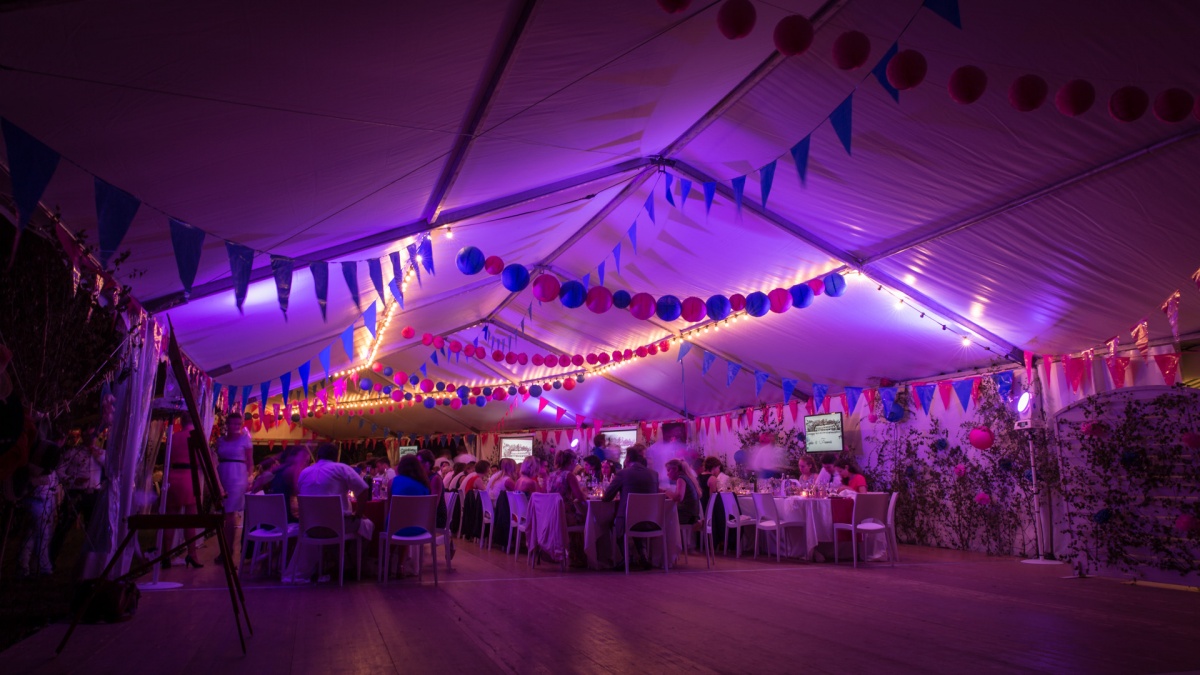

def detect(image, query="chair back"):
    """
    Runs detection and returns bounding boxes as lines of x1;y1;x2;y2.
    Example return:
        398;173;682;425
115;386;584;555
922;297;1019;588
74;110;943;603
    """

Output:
297;495;345;540
245;493;288;535
851;492;891;525
625;493;666;531
719;492;743;526
886;491;899;525
444;491;460;524
479;490;495;523
752;493;779;523
704;493;718;529
507;490;530;526
385;494;438;538
528;492;568;560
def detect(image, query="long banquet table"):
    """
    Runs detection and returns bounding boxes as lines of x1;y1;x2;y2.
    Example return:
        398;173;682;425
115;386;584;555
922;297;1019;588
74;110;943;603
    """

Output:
582;497;682;569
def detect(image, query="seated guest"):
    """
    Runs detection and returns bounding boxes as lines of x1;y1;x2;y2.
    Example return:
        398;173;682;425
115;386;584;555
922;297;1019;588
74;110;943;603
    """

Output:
816;455;842;487
602;445;660;565
417;450;451;544
461;460;490;492
580;455;602;481
600;459;617;484
386;454;434;574
269;445;311;521
297;444;370;520
797;455;818;485
705;457;732;496
488;458;518;501
835;458;868;494
376;456;396;484
249;456;279;494
444;462;467;491
664;459;701;526
546;450;588;567
515;456;542;495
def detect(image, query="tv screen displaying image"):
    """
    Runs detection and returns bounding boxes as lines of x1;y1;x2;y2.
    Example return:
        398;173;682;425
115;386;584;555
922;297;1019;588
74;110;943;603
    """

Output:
804;413;844;453
500;436;534;463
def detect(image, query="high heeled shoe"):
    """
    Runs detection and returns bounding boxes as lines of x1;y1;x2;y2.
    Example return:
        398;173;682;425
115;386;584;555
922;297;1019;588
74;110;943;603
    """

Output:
184;555;204;569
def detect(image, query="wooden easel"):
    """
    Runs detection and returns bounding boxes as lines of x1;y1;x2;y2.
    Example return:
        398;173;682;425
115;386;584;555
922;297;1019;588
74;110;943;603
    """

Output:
57;324;252;654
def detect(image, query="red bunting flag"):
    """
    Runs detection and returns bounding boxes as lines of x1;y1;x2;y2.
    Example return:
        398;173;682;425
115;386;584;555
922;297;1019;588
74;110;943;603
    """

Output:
1105;356;1131;388
1161;290;1181;345
281;440;290;450
556;407;565;422
864;389;877;414
1154;352;1181;386
1041;355;1054;385
651;421;659;438
703;416;711;433
1130;318;1150;358
745;408;754;427
541;430;549;443
567;429;574;442
273;403;281;419
1024;351;1034;388
774;403;784;422
555;429;562;444
716;415;723;433
481;433;489;445
578;415;587;428
1083;349;1096;391
1062;355;1085;393
821;395;831;414
838;394;847;413
538;398;548;413
788;400;799;422
805;399;815;415
937;381;953;410
724;413;732;430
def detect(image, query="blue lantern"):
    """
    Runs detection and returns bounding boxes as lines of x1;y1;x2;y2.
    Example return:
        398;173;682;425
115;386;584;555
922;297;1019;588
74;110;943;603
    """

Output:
456;246;486;275
508;386;518;396
457;386;470;398
404;393;413;401
789;283;814;308
501;264;530;292
382;366;394;377
476;396;487;407
656;295;682;321
409;374;420;385
482;387;493;397
559;281;586;309
552;380;562;389
745;291;770;317
435;381;446;392
612;290;632;309
423;398;436;409
382;385;392;395
530;384;543;397
359;378;374;391
824;272;847;297
706;294;732;320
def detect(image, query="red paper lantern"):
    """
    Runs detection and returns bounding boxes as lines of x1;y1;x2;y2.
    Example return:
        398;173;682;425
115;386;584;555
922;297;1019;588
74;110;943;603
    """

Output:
505;351;518;364
532;354;544;366
401;326;415;339
659;340;670;352
393;371;407;385
450;398;462;410
585;286;613;314
571;354;584;367
390;390;403;402
517;353;528;365
623;349;633;360
629;292;657;320
563;377;576;391
586;353;598;365
1009;74;1048;112
636;346;649;358
532;274;561;303
968;426;995;450
372;362;384;372
681;296;706;323
432;335;445;350
598;352;610;364
729;293;747;311
420;379;434;393
518;385;528;395
773;15;813;56
1055;79;1095;117
1109;86;1148;122
463;345;475;358
832;30;870;70
448;340;462;353
613;350;623;362
885;49;927;91
484;255;504;275
948;65;987;104
648;344;659;356
493;388;507;401
492;349;504;362
546;354;559;367
1154;88;1194;123
716;0;756;40
414;394;423;403
472;387;482;395
767;288;791;313
806;278;824;296
421;332;434;346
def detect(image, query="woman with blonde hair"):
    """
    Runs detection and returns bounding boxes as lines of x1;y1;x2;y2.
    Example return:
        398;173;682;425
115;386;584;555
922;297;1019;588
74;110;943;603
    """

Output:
487;457;519;501
515;455;542;495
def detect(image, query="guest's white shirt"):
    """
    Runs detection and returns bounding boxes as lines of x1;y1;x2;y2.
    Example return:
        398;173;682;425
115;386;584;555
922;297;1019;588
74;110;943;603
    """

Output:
297;459;368;514
815;467;842;487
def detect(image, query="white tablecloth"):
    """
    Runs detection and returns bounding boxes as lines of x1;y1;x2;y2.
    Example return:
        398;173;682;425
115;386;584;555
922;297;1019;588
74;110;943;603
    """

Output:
583;498;681;569
768;497;833;561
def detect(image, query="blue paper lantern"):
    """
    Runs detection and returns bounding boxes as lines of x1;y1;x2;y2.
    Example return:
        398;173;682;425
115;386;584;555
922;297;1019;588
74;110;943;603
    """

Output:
706;294;732;320
457;386;470;398
745;291;770;317
530;384;543;397
441;397;451;406
476;396;487;407
483;387;493;397
552;380;562;389
824;272;847;297
733;450;747;466
885;402;905;423
404;393;413;401
576;374;584;383
456;246;486;275
559;280;586;309
501;264;530;292
656;294;682;321
612;290;632;309
382;385;393;395
409;374;420;385
382;366;394;377
435;381;446;392
423;398;436;409
789;284;814;308
508;386;518;396
360;378;374;391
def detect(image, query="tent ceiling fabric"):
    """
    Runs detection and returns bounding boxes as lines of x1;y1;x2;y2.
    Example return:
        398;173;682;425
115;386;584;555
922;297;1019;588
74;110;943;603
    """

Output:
2;0;1198;436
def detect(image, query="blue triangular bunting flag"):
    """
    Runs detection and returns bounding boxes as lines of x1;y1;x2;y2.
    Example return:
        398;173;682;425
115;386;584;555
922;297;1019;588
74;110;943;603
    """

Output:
1;119;60;233
310;261;329;321
790;136;811;187
879;386;898;415
168;219;205;298
915;384;935;415
992;371;1014;400
612;243;621;272
318;346;331;380
726;362;742;387
844;386;863;414
644;193;655;223
830;95;854;155
418;237;434;275
212;383;223;411
703;182;716;216
598;261;605;286
340;324;355;360
241;385;252;412
431;350;438;366
923;0;962;28
225;242;255;313
95;178;141;268
759;161;776;208
782;378;798;402
664;173;675;207
582;273;590;289
952;379;973;411
368;258;385;301
872;42;901;103
388;278;404;308
701;350;716;375
731;175;746;215
363;301;377;340
812;383;829;412
677;341;693;362
754;370;769;397
389;251;403;282
406;243;422;287
419;363;427;377
260;380;271;407
678;178;691;210
341;261;361;310
628;222;638;253
270;255;294;318
280;372;292;406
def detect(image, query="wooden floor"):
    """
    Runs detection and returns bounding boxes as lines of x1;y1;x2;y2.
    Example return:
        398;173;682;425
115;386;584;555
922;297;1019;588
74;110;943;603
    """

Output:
3;538;1198;675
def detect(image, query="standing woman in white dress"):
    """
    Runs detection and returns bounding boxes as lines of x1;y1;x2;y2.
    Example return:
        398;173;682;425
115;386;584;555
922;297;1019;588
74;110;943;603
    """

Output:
214;412;253;564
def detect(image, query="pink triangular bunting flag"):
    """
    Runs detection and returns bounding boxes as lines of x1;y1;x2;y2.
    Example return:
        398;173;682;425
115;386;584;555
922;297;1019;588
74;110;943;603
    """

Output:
1154;352;1181;386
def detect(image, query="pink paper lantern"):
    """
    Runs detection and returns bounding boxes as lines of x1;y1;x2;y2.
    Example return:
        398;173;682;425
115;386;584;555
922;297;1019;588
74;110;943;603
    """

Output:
647;344;659;356
401;326;415;339
968;426;995;450
948;65;987;104
484;255;504;275
448;340;462;353
517;353;528;365
773;15;813;56
571;354;584;367
659;339;671;352
449;398;462;410
716;0;756;40
585;285;613;314
492;349;505;362
629;292;657;320
563;377;576;391
419;379;434;393
532;274;561;303
885;49;927;90
532;353;544;366
372;362;384;372
832;30;870;70
1055;79;1095;117
767;288;791;313
1009;74;1048;112
974;491;992;506
463;345;475;358
393;371;407;385
953;463;968;478
1109;86;1149;122
390;390;403;402
586;353;598;365
421;332;434;346
432;335;445;350
729;293;746;311
598;352;610;364
636;346;648;358
681;296;706;322
807;278;824;296
545;354;559;367
505;352;517;365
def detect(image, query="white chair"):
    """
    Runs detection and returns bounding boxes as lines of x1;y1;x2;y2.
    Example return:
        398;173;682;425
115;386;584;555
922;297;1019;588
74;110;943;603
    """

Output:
527;492;583;571
698;493;717;569
379;494;439;586
478;491;495;550
433;491;458;572
623;493;669;575
833;492;893;568
886;491;900;564
752;494;806;563
506;491;530;558
240;493;298;578
719;492;756;558
297;495;362;586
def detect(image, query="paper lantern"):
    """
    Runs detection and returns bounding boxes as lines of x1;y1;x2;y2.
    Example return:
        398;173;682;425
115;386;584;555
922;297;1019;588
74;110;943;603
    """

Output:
680;296;705;322
789;283;813;308
585;353;598;365
612;350;623;362
948;65;987;104
716;0;755;40
1153;88;1194;123
559;280;586;308
421;333;434;346
463;344;476;358
532;274;561;303
501;264;530;292
745;291;769;317
382;366;394;377
552;380;563;389
767;288;791;314
432;335;445;350
517;353;528;365
448;340;462;354
419;379;433;393
659;339;671;352
729;293;746;312
563;377;576;391
360;378;374;391
505;351;517;365
382;385;393;395
656;294;683;321
974;492;991;506
445;398;459;410
532;354;544;366
394;371;407;384
629;292;657;320
372;362;383;372
401;326;415;339
518;385;528;395
482;253;501;275
571;354;584;367
884;403;905;423
706;295;732;320
623;349;633;360
647;344;659;356
968;426;995;450
824;273;847;297
773;15;813;56
953;463;967;478
409;374;420;385
458;386;471;398
455;246;485;275
612;289;632;309
885;49;927;90
1055;79;1095;117
545;354;559;367
1183;432;1200;449
474;386;484;396
390;390;403;402
832;30;870;70
585;285;613;313
493;388;507;401
1009;74;1048;112
423;398;435;409
404;393;413;401
636;346;648;358
529;384;543;397
657;0;691;13
475;396;487;407
1109;85;1148;122
598;352;610;364
806;278;824;296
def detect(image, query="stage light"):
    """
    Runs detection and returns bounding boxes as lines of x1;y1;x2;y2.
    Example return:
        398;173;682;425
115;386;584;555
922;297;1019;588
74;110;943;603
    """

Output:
570;438;579;448
1017;391;1031;414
